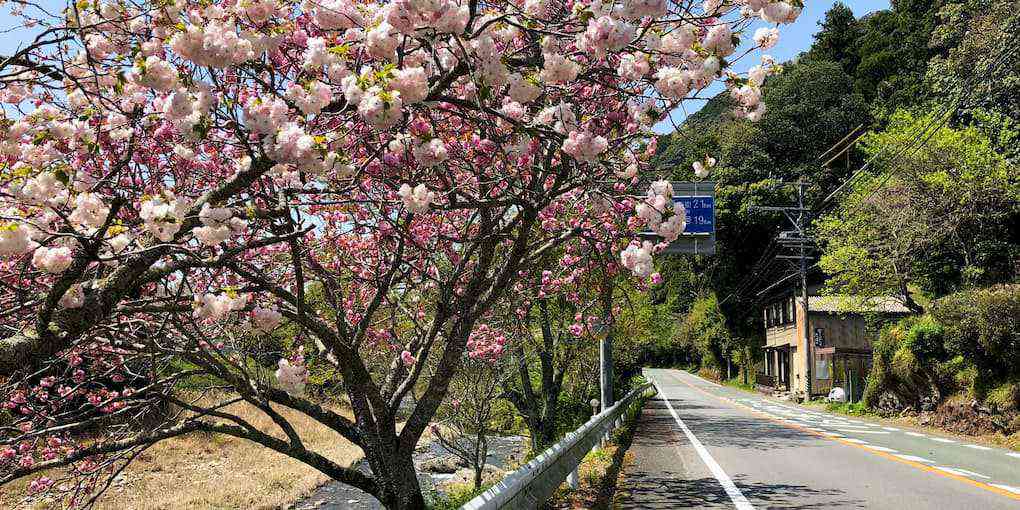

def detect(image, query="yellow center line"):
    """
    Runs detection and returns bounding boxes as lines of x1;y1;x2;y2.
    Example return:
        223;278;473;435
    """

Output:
667;373;1020;502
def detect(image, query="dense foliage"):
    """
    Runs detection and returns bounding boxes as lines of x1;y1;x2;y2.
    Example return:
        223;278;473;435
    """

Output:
865;285;1020;418
817;111;1020;309
647;1;1020;388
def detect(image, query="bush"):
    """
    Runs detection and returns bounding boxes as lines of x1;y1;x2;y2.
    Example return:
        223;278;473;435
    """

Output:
864;317;945;410
902;315;945;361
985;381;1020;413
865;285;1020;412
931;284;1020;379
937;355;977;392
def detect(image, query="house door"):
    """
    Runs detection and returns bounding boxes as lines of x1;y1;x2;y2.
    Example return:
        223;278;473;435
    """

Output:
778;350;790;390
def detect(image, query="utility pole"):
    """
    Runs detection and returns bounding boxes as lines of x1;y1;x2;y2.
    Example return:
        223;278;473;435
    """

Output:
752;182;815;399
798;181;811;399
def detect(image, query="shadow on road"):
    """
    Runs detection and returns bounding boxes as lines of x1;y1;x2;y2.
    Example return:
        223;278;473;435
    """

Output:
617;474;867;509
638;401;819;451
617;398;869;508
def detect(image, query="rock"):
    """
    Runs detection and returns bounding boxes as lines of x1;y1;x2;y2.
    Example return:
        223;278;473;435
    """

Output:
877;391;904;412
440;464;505;489
419;455;466;474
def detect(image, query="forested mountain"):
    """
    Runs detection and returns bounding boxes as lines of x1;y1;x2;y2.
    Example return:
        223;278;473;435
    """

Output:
647;0;1020;400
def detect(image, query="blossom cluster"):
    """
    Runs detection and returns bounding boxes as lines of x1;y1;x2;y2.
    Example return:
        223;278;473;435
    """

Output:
466;324;508;361
0;0;800;496
275;348;309;396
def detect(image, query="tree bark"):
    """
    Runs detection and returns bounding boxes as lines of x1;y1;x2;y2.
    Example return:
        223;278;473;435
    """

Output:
364;437;426;510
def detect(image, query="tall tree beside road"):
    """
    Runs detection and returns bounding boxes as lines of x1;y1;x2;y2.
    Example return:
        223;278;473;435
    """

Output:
928;0;1020;157
651;58;870;341
816;111;1020;309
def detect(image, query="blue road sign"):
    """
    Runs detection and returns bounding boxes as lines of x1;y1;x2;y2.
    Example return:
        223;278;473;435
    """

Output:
675;196;714;235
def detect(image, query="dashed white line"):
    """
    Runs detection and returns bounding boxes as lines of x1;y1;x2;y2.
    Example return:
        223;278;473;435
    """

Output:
867;446;899;453
963;444;992;451
652;382;755;510
686;373;1020;493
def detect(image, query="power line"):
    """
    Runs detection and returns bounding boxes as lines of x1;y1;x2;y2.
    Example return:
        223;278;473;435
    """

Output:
719;238;780;305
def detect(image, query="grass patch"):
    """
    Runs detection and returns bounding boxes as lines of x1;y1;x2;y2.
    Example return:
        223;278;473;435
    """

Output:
428;482;492;510
823;400;876;417
724;376;756;393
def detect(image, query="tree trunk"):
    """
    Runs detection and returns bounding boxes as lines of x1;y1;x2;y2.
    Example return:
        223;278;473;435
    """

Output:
365;440;425;510
529;411;559;452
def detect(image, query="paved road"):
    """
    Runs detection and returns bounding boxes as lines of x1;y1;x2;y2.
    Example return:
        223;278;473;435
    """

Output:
617;368;1020;509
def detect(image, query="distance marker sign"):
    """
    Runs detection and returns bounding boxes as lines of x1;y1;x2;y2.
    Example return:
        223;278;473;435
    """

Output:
650;181;716;256
675;196;714;235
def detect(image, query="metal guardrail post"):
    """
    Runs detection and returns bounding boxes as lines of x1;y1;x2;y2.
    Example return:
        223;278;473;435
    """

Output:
460;383;654;510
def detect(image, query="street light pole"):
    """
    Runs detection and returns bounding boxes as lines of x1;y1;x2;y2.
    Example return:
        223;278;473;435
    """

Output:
600;333;613;412
599;280;614;412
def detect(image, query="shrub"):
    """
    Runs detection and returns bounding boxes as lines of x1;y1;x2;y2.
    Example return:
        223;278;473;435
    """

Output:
937;355;977;392
864;316;946;410
902;315;945;361
890;346;919;382
985;381;1020;413
428;483;490;510
866;286;1020;412
931;284;1020;379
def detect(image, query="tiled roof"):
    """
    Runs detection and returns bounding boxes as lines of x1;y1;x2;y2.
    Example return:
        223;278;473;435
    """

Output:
800;295;912;314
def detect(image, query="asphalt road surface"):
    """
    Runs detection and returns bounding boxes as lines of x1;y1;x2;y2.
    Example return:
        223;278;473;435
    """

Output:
616;368;1020;509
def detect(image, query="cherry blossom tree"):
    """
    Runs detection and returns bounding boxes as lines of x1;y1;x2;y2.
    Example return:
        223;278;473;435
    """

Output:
0;0;796;507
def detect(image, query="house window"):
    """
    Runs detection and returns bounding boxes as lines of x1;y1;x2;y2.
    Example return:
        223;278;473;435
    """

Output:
816;357;830;379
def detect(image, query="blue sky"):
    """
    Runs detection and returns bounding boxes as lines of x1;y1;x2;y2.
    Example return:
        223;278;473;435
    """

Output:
654;0;891;133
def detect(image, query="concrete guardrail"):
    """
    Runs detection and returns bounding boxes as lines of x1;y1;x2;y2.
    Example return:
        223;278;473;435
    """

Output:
460;382;655;510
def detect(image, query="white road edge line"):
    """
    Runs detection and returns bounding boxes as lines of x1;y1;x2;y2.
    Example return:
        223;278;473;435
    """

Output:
895;454;933;463
652;381;755;510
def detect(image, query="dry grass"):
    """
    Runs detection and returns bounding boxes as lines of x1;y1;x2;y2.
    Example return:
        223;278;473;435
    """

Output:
2;397;363;510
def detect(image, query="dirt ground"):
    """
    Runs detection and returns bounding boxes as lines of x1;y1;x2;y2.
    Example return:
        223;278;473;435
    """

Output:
2;399;363;510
